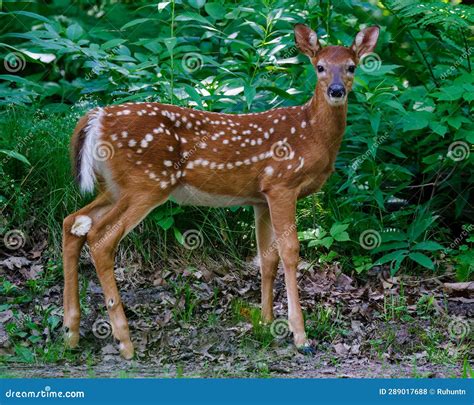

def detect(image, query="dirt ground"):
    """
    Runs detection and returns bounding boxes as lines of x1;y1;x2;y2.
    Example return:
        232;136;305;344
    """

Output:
0;251;472;378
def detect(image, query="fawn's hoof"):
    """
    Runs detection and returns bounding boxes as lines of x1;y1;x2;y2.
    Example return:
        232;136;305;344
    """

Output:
119;340;134;360
297;342;317;356
64;330;80;348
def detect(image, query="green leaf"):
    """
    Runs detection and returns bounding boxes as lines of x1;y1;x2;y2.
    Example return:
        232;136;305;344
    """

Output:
175;12;210;25
408;252;434;270
334;232;350;242
205;2;226;18
189;0;206;8
309;236;333;249
157;216;174;230
173;227;184;244
101;39;127;50
381;231;407;242
402;112;432;131
369;111;381;136
0;150;30;165
412;241;444;251
157;1;171;11
329;223;349;237
66;23;84;41
374;250;408;265
244;83;256;109
1;10;51;24
379;145;407;158
429;121;448;136
372;241;409;253
121;18;153;30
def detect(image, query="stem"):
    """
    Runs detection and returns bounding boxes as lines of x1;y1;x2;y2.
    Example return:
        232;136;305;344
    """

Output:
382;1;440;88
169;0;175;103
460;28;472;73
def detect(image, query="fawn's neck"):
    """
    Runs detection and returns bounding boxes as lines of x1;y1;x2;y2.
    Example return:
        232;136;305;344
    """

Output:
303;85;347;155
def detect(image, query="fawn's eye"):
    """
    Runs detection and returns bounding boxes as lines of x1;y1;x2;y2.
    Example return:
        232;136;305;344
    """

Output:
317;65;325;73
348;65;356;73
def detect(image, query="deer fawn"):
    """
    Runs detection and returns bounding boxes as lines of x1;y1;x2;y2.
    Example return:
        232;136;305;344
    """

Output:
62;24;379;359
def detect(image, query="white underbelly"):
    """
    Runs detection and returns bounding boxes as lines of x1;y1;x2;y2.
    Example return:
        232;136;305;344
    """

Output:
170;184;264;207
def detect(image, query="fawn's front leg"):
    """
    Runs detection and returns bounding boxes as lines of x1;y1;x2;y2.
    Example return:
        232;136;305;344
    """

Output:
265;187;312;353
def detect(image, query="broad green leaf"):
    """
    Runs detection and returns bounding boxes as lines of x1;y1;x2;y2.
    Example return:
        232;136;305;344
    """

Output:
374;250;408;266
429;121;448;136
402;112;432;131
189;0;206;8
157;216;174;230
408;252;434;270
66;24;84;41
333;232;350;242
412;241;444;251
372;241;409;254
205;2;226;19
329;223;349;237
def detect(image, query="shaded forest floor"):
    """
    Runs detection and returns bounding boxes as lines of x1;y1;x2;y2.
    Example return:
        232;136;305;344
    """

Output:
0;243;472;378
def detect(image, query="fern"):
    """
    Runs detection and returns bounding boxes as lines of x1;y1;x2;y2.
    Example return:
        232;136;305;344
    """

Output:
383;0;474;31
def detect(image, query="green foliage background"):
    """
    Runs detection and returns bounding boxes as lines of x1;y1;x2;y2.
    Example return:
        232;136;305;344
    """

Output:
0;0;472;278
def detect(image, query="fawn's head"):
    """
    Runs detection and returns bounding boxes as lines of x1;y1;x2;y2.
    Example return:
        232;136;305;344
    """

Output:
294;24;379;107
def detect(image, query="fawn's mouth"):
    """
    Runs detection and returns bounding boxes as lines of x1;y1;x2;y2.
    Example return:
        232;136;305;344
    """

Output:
325;94;347;106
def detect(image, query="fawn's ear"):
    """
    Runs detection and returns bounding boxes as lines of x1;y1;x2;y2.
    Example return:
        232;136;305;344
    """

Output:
294;24;321;58
351;26;380;59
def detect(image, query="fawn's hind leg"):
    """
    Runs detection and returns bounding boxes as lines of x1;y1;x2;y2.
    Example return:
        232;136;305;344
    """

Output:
86;193;167;359
62;192;114;348
254;204;280;323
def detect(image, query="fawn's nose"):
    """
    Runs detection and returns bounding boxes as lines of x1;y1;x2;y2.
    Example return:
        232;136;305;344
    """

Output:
328;84;346;98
